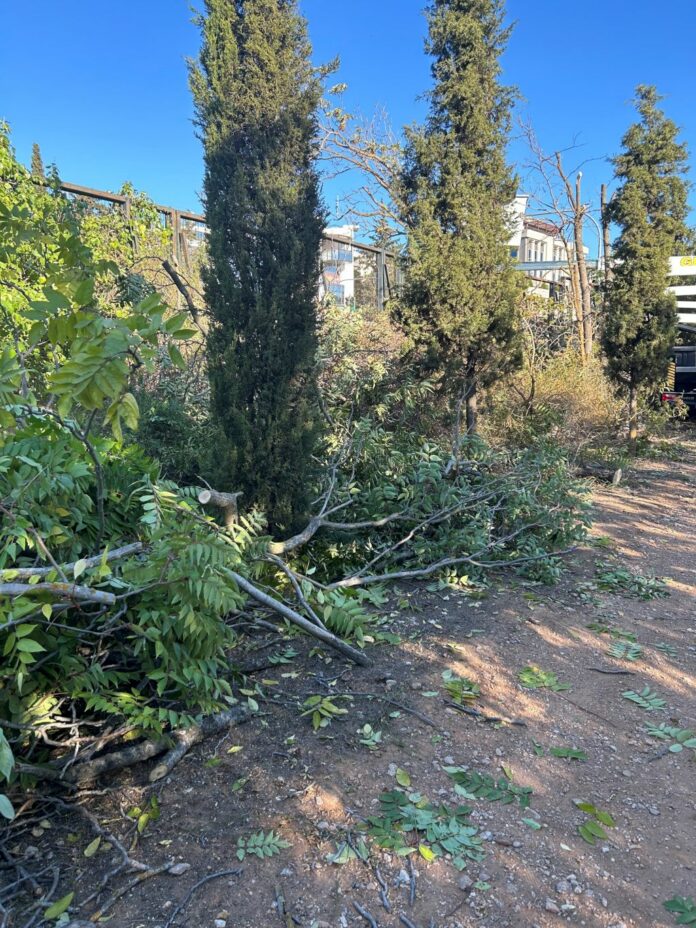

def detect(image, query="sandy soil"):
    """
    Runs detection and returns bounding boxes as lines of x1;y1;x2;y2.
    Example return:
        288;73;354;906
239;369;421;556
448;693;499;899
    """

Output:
7;434;696;928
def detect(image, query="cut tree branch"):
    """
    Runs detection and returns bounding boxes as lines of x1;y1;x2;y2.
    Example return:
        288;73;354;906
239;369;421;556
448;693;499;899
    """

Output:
221;567;370;666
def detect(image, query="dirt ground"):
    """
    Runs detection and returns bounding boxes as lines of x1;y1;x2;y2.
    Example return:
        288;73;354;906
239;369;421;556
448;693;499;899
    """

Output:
7;433;696;928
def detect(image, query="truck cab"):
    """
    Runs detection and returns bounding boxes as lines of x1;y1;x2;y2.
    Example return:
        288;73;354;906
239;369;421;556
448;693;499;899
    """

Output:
662;344;696;413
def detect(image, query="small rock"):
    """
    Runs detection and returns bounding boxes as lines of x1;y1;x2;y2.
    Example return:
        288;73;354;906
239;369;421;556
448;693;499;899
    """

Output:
168;863;192;876
396;869;410;887
478;870;491;882
214;920;227;928
387;763;398;777
316;820;330;831
385;679;397;690
23;846;39;859
544;899;560;914
513;841;523;849
410;681;422;690
480;831;494;841
280;867;293;877
444;756;455;765
555;881;571;894
608;923;627;928
560;903;576;913
459;875;474;891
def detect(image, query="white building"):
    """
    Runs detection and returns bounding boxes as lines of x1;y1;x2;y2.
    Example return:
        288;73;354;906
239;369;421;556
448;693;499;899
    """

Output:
320;225;358;306
509;196;585;301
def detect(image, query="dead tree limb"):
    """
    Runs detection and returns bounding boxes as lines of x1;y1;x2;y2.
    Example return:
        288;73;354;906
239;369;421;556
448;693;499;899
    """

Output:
198;489;242;529
0;582;116;605
148;708;250;782
221;567;370;666
269;510;407;555
0;543;143;581
162;259;201;321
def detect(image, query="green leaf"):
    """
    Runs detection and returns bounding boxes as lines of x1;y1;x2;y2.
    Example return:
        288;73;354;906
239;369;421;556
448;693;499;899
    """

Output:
0;793;15;821
396;768;411;788
44;892;74;919
522;818;541;830
419;843;436;861
84;837;101;858
73;558;88;579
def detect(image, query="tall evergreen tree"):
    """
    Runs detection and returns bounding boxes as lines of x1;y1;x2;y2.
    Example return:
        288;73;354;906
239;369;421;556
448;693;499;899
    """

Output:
190;0;325;533
30;142;45;179
603;86;691;448
399;0;522;433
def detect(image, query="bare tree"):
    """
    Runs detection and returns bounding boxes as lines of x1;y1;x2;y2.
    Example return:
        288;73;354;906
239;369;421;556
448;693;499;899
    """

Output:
520;122;603;363
319;101;405;236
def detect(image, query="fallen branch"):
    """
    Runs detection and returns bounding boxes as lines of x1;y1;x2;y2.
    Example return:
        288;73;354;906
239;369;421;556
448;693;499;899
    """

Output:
0;582;116;605
163;869;243;928
0;543;143;581
269;510;408;555
445;701;528;727
353;902;379;928
588;667;635;676
149;708;250;782
221;567;370;666
326;547;577;590
19;709;249;786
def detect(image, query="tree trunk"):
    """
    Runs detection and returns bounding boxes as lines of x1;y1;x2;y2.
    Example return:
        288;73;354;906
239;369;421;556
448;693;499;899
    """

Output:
601;183;613;289
628;382;639;453
465;389;478;435
574;174;593;360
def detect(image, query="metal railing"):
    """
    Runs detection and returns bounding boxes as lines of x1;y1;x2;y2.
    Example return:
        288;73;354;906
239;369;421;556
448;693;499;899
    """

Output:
54;180;402;310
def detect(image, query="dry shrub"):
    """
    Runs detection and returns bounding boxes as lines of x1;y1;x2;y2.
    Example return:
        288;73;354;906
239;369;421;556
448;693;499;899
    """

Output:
484;350;623;458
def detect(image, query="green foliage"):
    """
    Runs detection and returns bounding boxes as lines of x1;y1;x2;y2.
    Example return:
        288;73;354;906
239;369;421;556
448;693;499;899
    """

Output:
603;86;692;434
549;747;587;761
518;666;570;692
444;766;533;809
441;669;480;703
362;789;484;871
575;801;616;846
0;728;15;820
301;695;350;731
327;838;370;865
607;641;643;662
235;829;291;861
304;409;590;588
622;687;666;711
190;0;325;532
664;896;696;925
399;0;522;422
0;133;277;772
594;563;669;600
587;621;637;642
358;724;383;749
645;724;696;753
655;642;678;658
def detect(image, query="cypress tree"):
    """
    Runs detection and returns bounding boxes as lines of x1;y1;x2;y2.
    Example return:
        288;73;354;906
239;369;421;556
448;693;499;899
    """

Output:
30;142;45;179
603;86;691;448
399;0;522;433
190;0;325;533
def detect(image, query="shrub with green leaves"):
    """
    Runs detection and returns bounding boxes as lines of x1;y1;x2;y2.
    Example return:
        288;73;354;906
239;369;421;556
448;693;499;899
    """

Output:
0;130;271;776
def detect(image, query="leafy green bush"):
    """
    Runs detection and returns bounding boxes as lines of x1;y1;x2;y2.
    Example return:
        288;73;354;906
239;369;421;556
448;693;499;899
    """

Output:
0;130;264;777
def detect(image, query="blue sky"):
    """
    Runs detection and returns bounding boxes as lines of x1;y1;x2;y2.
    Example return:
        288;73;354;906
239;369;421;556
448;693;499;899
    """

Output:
1;0;695;244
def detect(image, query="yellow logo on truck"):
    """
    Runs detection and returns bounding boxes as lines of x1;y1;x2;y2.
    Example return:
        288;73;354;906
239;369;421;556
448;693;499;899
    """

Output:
679;257;696;267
